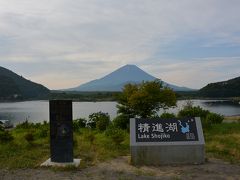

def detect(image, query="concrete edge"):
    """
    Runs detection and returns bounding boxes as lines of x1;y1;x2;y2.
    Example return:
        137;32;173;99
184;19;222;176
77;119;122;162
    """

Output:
41;158;81;167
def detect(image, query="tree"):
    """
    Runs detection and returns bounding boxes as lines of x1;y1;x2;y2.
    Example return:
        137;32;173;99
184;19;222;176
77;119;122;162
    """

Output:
116;80;176;118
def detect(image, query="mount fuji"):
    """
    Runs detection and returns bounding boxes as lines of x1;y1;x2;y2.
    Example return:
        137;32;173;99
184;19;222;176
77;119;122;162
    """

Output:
67;65;193;92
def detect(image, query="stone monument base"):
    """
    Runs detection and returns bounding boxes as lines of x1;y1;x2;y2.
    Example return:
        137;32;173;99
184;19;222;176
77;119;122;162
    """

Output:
41;158;81;167
131;145;205;165
130;117;205;166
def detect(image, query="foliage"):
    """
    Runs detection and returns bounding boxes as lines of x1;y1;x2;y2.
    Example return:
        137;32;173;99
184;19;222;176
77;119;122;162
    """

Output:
117;80;176;118
1;115;240;169
73;118;87;131
15;120;41;129
0;119;130;169
178;102;224;128
178;106;210;119
36;127;49;138
88;112;110;131
0;129;14;143
24;132;34;143
0;75;20;99
105;127;126;145
112;114;129;130
50;91;121;102
205;123;240;163
160;112;176;119
206;113;224;124
83;130;96;144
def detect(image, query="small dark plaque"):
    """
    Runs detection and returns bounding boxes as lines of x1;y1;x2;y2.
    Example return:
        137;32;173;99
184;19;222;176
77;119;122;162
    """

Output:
135;118;199;142
50;100;73;163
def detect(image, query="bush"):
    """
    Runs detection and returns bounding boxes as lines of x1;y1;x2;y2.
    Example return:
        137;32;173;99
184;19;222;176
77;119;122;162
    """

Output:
105;127;125;145
112;115;129;130
73;118;87;131
178;105;223;128
88;112;110;131
96;117;110;131
73;133;78;147
83;130;95;144
37;127;49;138
16;120;36;129
24;132;34;143
0;130;14;143
160;112;176;119
178;106;210;119
206;113;224;124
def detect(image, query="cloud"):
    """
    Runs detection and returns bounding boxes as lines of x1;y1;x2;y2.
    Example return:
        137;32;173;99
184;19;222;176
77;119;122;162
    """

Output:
142;57;240;89
0;0;240;89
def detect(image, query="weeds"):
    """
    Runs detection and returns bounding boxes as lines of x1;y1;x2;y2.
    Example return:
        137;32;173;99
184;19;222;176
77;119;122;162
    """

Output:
1;117;239;169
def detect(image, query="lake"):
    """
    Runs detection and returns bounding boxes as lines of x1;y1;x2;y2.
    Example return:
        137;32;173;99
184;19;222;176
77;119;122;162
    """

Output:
0;100;239;126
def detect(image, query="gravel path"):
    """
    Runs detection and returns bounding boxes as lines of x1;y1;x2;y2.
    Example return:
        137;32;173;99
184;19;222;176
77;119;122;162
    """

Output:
1;156;240;180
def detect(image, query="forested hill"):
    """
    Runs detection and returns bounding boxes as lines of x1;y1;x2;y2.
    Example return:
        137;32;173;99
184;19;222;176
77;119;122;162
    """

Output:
199;76;240;97
0;66;50;100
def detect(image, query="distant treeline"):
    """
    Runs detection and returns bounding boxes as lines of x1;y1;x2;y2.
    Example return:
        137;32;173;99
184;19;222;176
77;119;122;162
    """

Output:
50;90;238;102
50;91;121;101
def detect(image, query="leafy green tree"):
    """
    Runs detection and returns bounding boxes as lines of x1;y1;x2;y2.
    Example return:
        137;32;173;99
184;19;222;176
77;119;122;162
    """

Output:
116;80;176;118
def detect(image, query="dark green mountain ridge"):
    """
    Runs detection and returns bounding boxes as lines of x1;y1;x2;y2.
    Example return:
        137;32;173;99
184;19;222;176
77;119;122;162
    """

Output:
0;66;50;100
199;76;240;97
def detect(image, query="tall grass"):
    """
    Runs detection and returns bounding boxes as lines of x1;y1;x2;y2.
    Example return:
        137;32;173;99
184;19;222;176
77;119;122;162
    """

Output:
204;123;240;163
0;121;129;169
0;118;240;169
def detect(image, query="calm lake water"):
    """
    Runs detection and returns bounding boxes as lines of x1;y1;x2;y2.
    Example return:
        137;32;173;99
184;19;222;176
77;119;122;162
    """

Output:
0;100;239;126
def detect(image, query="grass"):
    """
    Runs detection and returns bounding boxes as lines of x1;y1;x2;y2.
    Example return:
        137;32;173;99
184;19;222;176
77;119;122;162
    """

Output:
1;121;240;169
0;127;50;169
74;129;129;167
204;123;240;163
0;123;129;169
224;116;240;122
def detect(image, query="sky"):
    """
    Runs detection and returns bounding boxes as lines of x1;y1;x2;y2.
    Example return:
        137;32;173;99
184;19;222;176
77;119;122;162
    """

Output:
0;0;240;90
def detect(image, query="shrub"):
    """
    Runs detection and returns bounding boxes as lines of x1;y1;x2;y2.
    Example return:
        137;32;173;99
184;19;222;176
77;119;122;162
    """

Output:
105;127;125;145
73;118;87;131
43;121;49;125
24;132;34;143
178;105;223;128
0;130;14;143
73;133;78;147
206;113;224;124
84;130;95;144
96;117;110;131
160;112;176;119
16;120;35;129
88;112;110;131
112;115;129;130
178;106;210;119
37;127;49;138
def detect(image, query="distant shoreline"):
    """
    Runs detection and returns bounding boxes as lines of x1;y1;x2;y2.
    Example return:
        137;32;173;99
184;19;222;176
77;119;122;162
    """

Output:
0;97;239;103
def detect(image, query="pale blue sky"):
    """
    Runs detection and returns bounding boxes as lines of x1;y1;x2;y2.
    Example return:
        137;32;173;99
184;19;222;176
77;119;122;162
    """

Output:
0;0;239;89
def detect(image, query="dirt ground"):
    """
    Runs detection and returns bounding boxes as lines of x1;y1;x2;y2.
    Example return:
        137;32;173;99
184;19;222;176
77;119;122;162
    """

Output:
1;156;240;180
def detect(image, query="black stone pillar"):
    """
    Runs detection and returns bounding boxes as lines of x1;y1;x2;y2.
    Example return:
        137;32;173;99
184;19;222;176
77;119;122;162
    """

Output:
50;100;73;163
